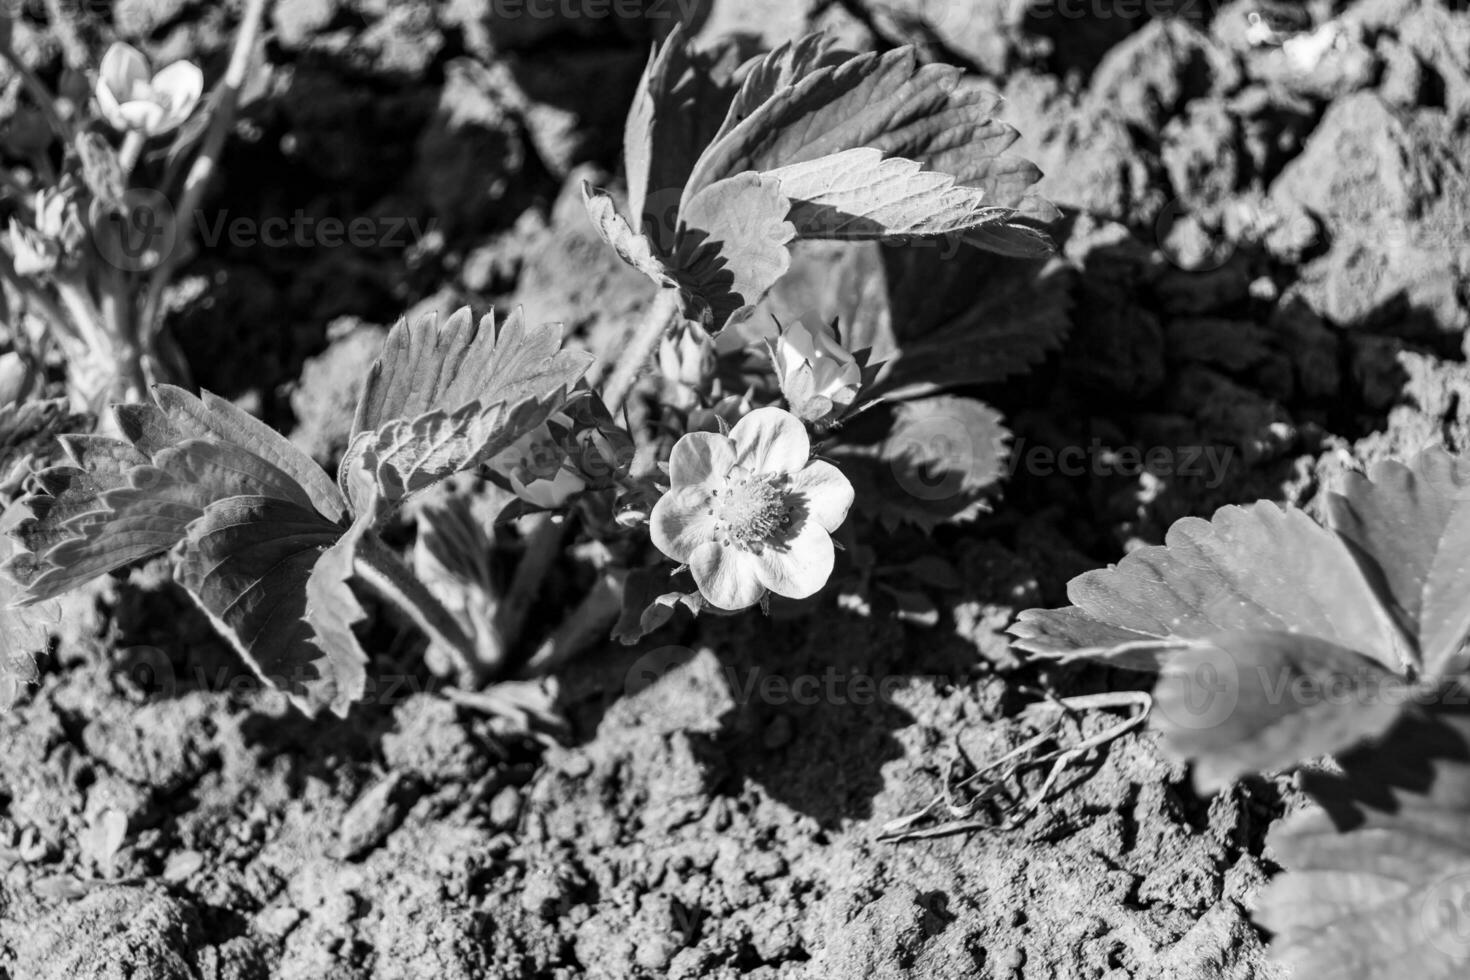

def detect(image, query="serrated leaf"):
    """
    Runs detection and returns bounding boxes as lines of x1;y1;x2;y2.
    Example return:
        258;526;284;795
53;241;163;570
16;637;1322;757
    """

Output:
0;399;82;494
175;495;365;717
1009;502;1410;672
716;33;841;140
346;307;593;510
583;182;679;286
832;396;1009;532
1327;447;1470;677
665;172;794;331
1253;698;1470;980
143;386;346;522
624;24;742;254
10;429;341;604
686;44;1046;217
0;503;48;706
767;147;1032;243
1153;631;1407;794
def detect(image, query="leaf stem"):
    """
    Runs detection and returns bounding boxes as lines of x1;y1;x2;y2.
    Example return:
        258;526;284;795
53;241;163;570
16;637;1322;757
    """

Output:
484;512;564;667
483;289;680;677
519;569;624;678
599;287;680;415
353;530;487;689
139;0;268;348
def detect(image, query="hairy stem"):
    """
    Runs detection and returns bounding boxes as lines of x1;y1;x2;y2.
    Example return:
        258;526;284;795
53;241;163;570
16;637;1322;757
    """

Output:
485;290;680;677
483;512;564;669
354;530;487;690
520;569;624;678
118;131;146;174
599;287;680;415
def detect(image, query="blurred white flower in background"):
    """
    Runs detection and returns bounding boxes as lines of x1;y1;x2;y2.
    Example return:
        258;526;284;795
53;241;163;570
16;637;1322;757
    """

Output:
488;416;586;509
652;406;853;611
94;42;203;137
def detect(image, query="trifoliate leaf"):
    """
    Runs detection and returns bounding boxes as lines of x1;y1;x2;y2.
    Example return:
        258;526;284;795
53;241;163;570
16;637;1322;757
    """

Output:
345;307;593;511
175;495;364;717
589;31;1058;334
9;412;343;603
831;395;1009;532
1326;447;1470;677
1152;631;1408;794
1254;697;1470;980
1009;502;1411;673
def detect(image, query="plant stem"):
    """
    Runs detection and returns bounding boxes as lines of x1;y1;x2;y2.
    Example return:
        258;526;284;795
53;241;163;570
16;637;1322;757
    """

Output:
484;512;564;668
487;291;681;679
354;530;487;690
519;569;624;678
600;288;680;415
0;23;71;147
118;132;146;174
139;0;268;348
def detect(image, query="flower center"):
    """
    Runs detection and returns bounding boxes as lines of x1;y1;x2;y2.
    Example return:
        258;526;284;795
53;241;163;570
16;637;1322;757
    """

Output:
710;472;791;550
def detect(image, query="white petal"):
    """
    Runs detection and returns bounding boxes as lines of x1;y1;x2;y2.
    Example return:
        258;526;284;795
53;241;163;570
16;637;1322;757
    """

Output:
690;541;765;610
117;100;167;135
150;61;203;132
650;484;718;564
730;406;809;475
752;521;834;600
668;430;735;488
99;43;149;99
787;460;854;534
93;81;130;133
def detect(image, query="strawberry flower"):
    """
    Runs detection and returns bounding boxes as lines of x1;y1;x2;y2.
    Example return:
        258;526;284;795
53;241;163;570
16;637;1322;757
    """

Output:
94;42;203;137
652;406;853;610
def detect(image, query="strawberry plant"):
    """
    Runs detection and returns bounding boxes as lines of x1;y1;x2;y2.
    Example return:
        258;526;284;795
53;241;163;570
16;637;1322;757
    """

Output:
0;0;266;409
4;307;591;716
1011;445;1470;978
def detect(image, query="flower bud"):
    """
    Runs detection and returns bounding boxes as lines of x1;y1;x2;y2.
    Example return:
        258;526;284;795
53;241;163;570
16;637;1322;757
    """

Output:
657;324;716;389
94;42;203;138
771;315;861;426
488;417;587;510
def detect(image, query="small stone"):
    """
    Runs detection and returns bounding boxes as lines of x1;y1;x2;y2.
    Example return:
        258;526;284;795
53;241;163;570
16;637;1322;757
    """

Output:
488;786;521;830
